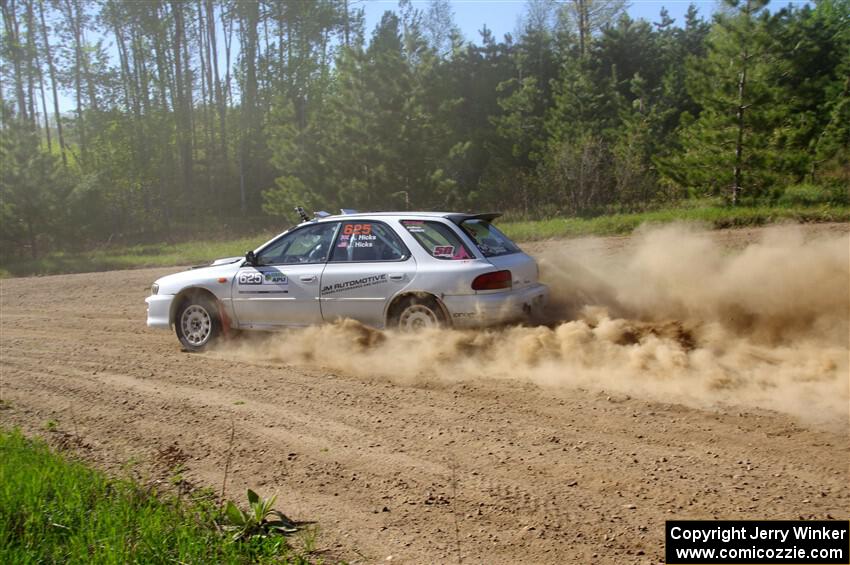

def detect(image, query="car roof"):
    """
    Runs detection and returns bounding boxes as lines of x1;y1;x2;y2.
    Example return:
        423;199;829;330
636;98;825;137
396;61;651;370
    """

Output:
322;211;450;219
312;211;501;224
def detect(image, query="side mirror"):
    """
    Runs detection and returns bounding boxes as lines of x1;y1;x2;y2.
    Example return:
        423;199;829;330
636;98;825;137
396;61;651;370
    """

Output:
245;250;257;266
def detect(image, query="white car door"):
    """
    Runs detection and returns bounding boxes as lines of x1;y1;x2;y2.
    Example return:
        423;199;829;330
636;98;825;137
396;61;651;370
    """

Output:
232;222;338;327
319;220;415;328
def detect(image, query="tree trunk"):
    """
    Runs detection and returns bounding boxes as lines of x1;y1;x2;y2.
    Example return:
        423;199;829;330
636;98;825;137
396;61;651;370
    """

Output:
277;2;285;82
180;3;196;165
39;0;66;166
70;0;98;113
731;0;752;206
732;66;747;205
206;0;228;170
29;0;52;152
235;1;257;214
170;0;193;198
62;0;87;164
223;6;234;109
24;0;38;128
151;2;175;223
35;50;51;150
131;27;150;115
27;219;38;259
196;0;214;197
343;0;349;47
0;77;6;125
574;0;588;56
1;0;30;122
112;18;133;113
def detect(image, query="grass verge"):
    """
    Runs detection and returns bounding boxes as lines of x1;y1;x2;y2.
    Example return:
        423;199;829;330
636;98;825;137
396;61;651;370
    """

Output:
1;204;848;277
0;233;278;278
500;204;850;241
0;428;308;564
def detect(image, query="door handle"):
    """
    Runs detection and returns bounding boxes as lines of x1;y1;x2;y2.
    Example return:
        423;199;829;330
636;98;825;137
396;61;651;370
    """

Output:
389;273;405;281
299;275;316;282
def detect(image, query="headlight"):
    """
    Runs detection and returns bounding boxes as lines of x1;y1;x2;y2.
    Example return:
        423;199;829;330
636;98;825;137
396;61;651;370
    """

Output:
151;283;159;295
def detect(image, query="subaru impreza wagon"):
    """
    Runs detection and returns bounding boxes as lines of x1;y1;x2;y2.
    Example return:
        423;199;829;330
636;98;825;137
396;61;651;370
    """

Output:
146;211;548;350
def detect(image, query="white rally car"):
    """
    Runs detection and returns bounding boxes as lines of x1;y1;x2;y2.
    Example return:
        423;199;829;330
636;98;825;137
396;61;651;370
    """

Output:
146;210;548;350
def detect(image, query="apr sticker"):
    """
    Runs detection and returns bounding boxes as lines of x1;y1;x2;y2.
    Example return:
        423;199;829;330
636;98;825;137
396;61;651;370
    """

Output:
433;245;455;257
238;272;263;285
263;272;287;284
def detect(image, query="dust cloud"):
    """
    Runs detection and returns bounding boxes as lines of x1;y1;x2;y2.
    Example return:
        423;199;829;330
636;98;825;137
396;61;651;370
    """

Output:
216;225;850;427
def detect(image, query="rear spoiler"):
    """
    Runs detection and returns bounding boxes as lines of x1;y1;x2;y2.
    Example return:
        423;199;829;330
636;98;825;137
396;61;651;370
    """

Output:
444;212;502;225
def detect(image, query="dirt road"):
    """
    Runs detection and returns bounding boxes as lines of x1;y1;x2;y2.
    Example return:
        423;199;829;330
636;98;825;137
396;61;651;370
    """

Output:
2;224;848;564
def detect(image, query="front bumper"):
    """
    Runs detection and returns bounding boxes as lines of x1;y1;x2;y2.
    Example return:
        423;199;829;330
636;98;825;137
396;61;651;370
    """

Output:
442;283;548;328
145;294;175;329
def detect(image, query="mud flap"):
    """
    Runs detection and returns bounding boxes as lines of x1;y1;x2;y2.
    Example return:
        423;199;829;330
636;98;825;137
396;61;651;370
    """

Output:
216;298;232;337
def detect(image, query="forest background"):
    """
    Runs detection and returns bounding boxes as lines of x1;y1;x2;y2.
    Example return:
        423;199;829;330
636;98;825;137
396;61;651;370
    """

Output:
1;0;848;269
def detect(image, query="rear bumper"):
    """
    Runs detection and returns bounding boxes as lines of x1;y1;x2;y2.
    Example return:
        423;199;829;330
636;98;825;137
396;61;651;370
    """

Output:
442;283;548;327
145;294;174;329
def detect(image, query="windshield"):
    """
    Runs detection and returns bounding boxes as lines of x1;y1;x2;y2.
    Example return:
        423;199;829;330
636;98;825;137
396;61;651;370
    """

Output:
459;220;520;257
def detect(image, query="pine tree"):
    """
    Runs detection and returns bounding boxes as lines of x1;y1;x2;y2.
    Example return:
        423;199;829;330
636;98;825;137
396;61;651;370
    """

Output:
0;115;69;258
660;0;786;203
775;0;850;184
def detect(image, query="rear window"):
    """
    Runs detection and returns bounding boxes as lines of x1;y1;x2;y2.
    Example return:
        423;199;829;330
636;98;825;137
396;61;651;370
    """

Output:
460;220;520;257
400;220;473;260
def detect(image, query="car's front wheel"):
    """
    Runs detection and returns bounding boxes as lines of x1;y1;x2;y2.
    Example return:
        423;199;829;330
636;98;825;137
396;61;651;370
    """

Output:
394;297;446;331
175;296;221;351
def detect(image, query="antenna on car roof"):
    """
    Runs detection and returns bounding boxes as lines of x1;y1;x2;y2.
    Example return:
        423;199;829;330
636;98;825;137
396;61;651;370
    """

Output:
294;206;310;223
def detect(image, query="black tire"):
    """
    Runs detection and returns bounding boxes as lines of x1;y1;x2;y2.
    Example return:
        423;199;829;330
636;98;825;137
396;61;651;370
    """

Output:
392;296;447;331
175;294;221;351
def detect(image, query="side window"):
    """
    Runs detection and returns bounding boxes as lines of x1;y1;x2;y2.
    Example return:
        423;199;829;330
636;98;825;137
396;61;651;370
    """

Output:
329;221;409;262
400;220;473;260
256;223;338;265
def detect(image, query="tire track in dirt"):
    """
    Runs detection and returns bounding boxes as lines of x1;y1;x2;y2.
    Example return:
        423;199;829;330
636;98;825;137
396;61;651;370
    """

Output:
2;225;848;564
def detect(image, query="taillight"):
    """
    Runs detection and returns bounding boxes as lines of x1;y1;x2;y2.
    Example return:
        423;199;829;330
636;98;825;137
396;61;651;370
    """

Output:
472;270;512;291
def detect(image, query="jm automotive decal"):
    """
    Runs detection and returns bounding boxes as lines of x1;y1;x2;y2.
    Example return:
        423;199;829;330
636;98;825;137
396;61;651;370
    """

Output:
321;274;388;295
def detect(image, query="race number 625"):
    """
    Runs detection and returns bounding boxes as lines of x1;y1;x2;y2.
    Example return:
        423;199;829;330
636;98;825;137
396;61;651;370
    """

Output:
238;272;262;285
343;224;372;235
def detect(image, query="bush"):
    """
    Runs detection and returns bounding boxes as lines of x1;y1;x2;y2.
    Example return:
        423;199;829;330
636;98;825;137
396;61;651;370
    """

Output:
778;183;849;206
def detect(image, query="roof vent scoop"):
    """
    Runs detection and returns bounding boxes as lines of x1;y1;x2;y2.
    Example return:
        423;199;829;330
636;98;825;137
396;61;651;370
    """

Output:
314;210;331;218
340;208;359;215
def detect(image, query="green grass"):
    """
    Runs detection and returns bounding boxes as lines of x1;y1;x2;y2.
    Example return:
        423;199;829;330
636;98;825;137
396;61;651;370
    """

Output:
0;232;278;278
499;204;850;241
0;429;308;564
1;204;848;278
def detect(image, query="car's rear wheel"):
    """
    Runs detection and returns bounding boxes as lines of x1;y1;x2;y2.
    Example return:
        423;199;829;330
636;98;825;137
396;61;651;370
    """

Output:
176;296;221;351
395;297;446;331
